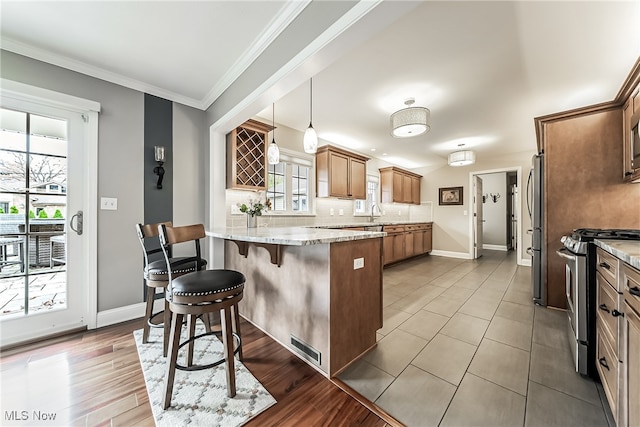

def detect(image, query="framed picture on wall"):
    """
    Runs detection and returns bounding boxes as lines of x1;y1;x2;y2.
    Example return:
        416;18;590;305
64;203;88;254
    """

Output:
439;186;463;205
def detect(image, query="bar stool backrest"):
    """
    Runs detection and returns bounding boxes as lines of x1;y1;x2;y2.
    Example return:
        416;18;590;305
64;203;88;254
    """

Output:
157;223;207;294
135;221;173;271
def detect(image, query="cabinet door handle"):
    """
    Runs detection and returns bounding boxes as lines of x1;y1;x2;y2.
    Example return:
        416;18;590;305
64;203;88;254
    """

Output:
630;286;640;297
625;171;633;177
598;357;610;371
612;309;624;318
599;262;610;270
599;304;610;313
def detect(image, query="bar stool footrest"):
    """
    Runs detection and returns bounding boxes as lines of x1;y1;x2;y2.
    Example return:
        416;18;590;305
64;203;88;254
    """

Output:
175;330;241;372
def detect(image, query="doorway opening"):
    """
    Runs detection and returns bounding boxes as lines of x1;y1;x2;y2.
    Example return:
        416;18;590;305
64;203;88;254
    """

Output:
469;167;524;264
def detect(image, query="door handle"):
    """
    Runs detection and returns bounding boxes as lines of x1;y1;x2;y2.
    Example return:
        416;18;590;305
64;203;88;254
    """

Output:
70;211;83;236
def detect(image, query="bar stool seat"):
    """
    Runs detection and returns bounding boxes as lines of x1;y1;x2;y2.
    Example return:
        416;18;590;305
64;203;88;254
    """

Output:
158;223;245;410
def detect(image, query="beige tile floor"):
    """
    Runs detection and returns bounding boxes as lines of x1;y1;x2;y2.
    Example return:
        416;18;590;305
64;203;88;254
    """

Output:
338;250;612;427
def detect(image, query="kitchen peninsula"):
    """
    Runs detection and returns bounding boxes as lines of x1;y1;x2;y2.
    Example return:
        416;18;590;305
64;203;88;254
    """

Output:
206;226;385;376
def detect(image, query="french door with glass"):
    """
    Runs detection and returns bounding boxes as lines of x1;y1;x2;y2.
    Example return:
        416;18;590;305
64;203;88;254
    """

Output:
0;89;96;347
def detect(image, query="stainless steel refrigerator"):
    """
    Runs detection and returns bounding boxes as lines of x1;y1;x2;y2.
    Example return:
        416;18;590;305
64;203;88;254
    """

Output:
527;153;545;306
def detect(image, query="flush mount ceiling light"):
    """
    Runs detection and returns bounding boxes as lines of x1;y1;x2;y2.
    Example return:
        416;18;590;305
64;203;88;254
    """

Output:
303;78;318;154
267;103;280;165
448;150;476;167
390;98;430;138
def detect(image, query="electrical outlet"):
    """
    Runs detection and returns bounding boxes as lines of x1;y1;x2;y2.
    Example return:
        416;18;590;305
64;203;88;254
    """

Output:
463;210;468;216
100;197;118;210
231;205;241;214
330;208;334;216
398;210;401;216
339;209;344;216
353;257;364;269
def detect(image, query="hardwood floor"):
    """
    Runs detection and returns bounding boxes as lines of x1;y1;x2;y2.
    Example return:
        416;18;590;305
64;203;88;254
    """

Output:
0;317;395;426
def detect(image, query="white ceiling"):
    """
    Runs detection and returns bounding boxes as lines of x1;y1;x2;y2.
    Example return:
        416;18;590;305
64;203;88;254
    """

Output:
2;1;638;170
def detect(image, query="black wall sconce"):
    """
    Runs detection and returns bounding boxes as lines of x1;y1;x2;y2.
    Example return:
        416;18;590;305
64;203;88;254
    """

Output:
153;145;165;189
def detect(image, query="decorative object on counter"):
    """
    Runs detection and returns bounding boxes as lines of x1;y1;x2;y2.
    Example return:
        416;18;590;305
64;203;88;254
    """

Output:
304;78;318;154
439;186;464;205
448;150;476;166
390;97;430;137
153;145;165;189
489;192;501;203
267;103;280;165
238;195;271;228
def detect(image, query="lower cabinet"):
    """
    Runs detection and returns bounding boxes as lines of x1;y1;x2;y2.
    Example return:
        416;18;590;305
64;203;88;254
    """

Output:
623;263;640;427
383;223;432;266
596;250;640;427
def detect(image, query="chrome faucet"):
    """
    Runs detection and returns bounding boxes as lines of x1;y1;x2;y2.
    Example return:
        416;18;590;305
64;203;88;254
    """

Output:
369;203;380;222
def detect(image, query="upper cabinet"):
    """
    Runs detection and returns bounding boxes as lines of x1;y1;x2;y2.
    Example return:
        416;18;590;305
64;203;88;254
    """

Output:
226;119;273;191
379;166;422;205
316;145;369;199
623;84;640;183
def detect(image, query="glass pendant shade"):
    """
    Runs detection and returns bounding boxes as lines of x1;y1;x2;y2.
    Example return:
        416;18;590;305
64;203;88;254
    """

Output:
267;139;279;165
268;103;280;165
391;106;430;137
304;123;318;153
448;150;476;167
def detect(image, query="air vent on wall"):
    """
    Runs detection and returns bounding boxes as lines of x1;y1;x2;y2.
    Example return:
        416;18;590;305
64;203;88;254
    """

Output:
290;335;321;366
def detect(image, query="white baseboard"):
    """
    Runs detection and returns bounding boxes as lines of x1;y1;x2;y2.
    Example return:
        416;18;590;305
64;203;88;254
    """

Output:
519;258;532;267
430;250;473;259
482;244;508;251
97;299;164;328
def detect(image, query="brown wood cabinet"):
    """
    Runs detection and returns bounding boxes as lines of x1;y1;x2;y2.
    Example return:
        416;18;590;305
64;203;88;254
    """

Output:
623;263;640;427
226;119;274;191
595;248;621;424
379;167;422;205
622;86;640;182
316;145;368;199
383;223;432;266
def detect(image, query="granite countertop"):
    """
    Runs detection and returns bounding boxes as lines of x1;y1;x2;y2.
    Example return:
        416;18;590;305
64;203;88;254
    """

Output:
594;239;640;270
313;220;433;228
206;226;386;246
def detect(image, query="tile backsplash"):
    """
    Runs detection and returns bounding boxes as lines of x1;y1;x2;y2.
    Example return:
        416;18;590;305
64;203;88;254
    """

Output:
225;189;432;228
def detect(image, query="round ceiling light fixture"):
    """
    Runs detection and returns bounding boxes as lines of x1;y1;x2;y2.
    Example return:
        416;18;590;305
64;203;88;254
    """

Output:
390;98;430;138
448;150;476;167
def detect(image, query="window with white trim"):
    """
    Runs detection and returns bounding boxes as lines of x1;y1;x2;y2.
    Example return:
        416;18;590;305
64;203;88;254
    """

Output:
354;174;379;214
266;148;314;214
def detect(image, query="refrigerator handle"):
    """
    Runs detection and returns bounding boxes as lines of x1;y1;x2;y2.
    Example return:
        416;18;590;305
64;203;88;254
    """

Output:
526;247;534;256
526;169;532;219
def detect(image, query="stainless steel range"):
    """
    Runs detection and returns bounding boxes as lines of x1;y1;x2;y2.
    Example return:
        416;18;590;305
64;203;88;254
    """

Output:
558;228;640;378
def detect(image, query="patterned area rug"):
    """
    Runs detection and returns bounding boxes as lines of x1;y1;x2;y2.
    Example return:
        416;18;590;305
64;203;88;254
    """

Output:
133;325;276;426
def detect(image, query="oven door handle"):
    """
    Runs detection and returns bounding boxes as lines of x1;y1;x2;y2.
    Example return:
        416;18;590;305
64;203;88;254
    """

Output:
556;247;577;261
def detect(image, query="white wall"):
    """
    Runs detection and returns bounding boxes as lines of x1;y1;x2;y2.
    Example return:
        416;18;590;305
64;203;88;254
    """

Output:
415;150;535;262
478;172;507;248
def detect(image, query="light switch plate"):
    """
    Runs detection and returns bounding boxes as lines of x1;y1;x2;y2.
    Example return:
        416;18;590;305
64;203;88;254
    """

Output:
339;209;344;216
100;197;118;210
353;257;364;269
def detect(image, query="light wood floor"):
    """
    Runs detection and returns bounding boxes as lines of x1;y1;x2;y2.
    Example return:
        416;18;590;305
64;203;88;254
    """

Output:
0;317;394;426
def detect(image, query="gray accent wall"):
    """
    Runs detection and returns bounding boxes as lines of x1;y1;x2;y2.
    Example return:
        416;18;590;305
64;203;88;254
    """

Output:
0;50;206;312
144;94;173;226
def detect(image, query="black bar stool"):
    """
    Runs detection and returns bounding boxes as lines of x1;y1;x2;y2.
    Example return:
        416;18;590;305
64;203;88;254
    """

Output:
158;223;245;409
135;222;207;356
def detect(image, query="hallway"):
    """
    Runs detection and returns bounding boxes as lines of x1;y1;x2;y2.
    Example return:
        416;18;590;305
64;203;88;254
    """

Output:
338;251;612;426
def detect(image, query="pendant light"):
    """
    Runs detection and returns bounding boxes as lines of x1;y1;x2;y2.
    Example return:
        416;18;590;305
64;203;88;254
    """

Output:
267;103;280;165
390;98;430;138
303;78;318;154
448;150;476;167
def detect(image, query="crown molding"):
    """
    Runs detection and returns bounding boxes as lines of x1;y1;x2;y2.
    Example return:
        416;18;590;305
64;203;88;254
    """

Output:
0;0;309;111
1;37;203;109
200;0;311;110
